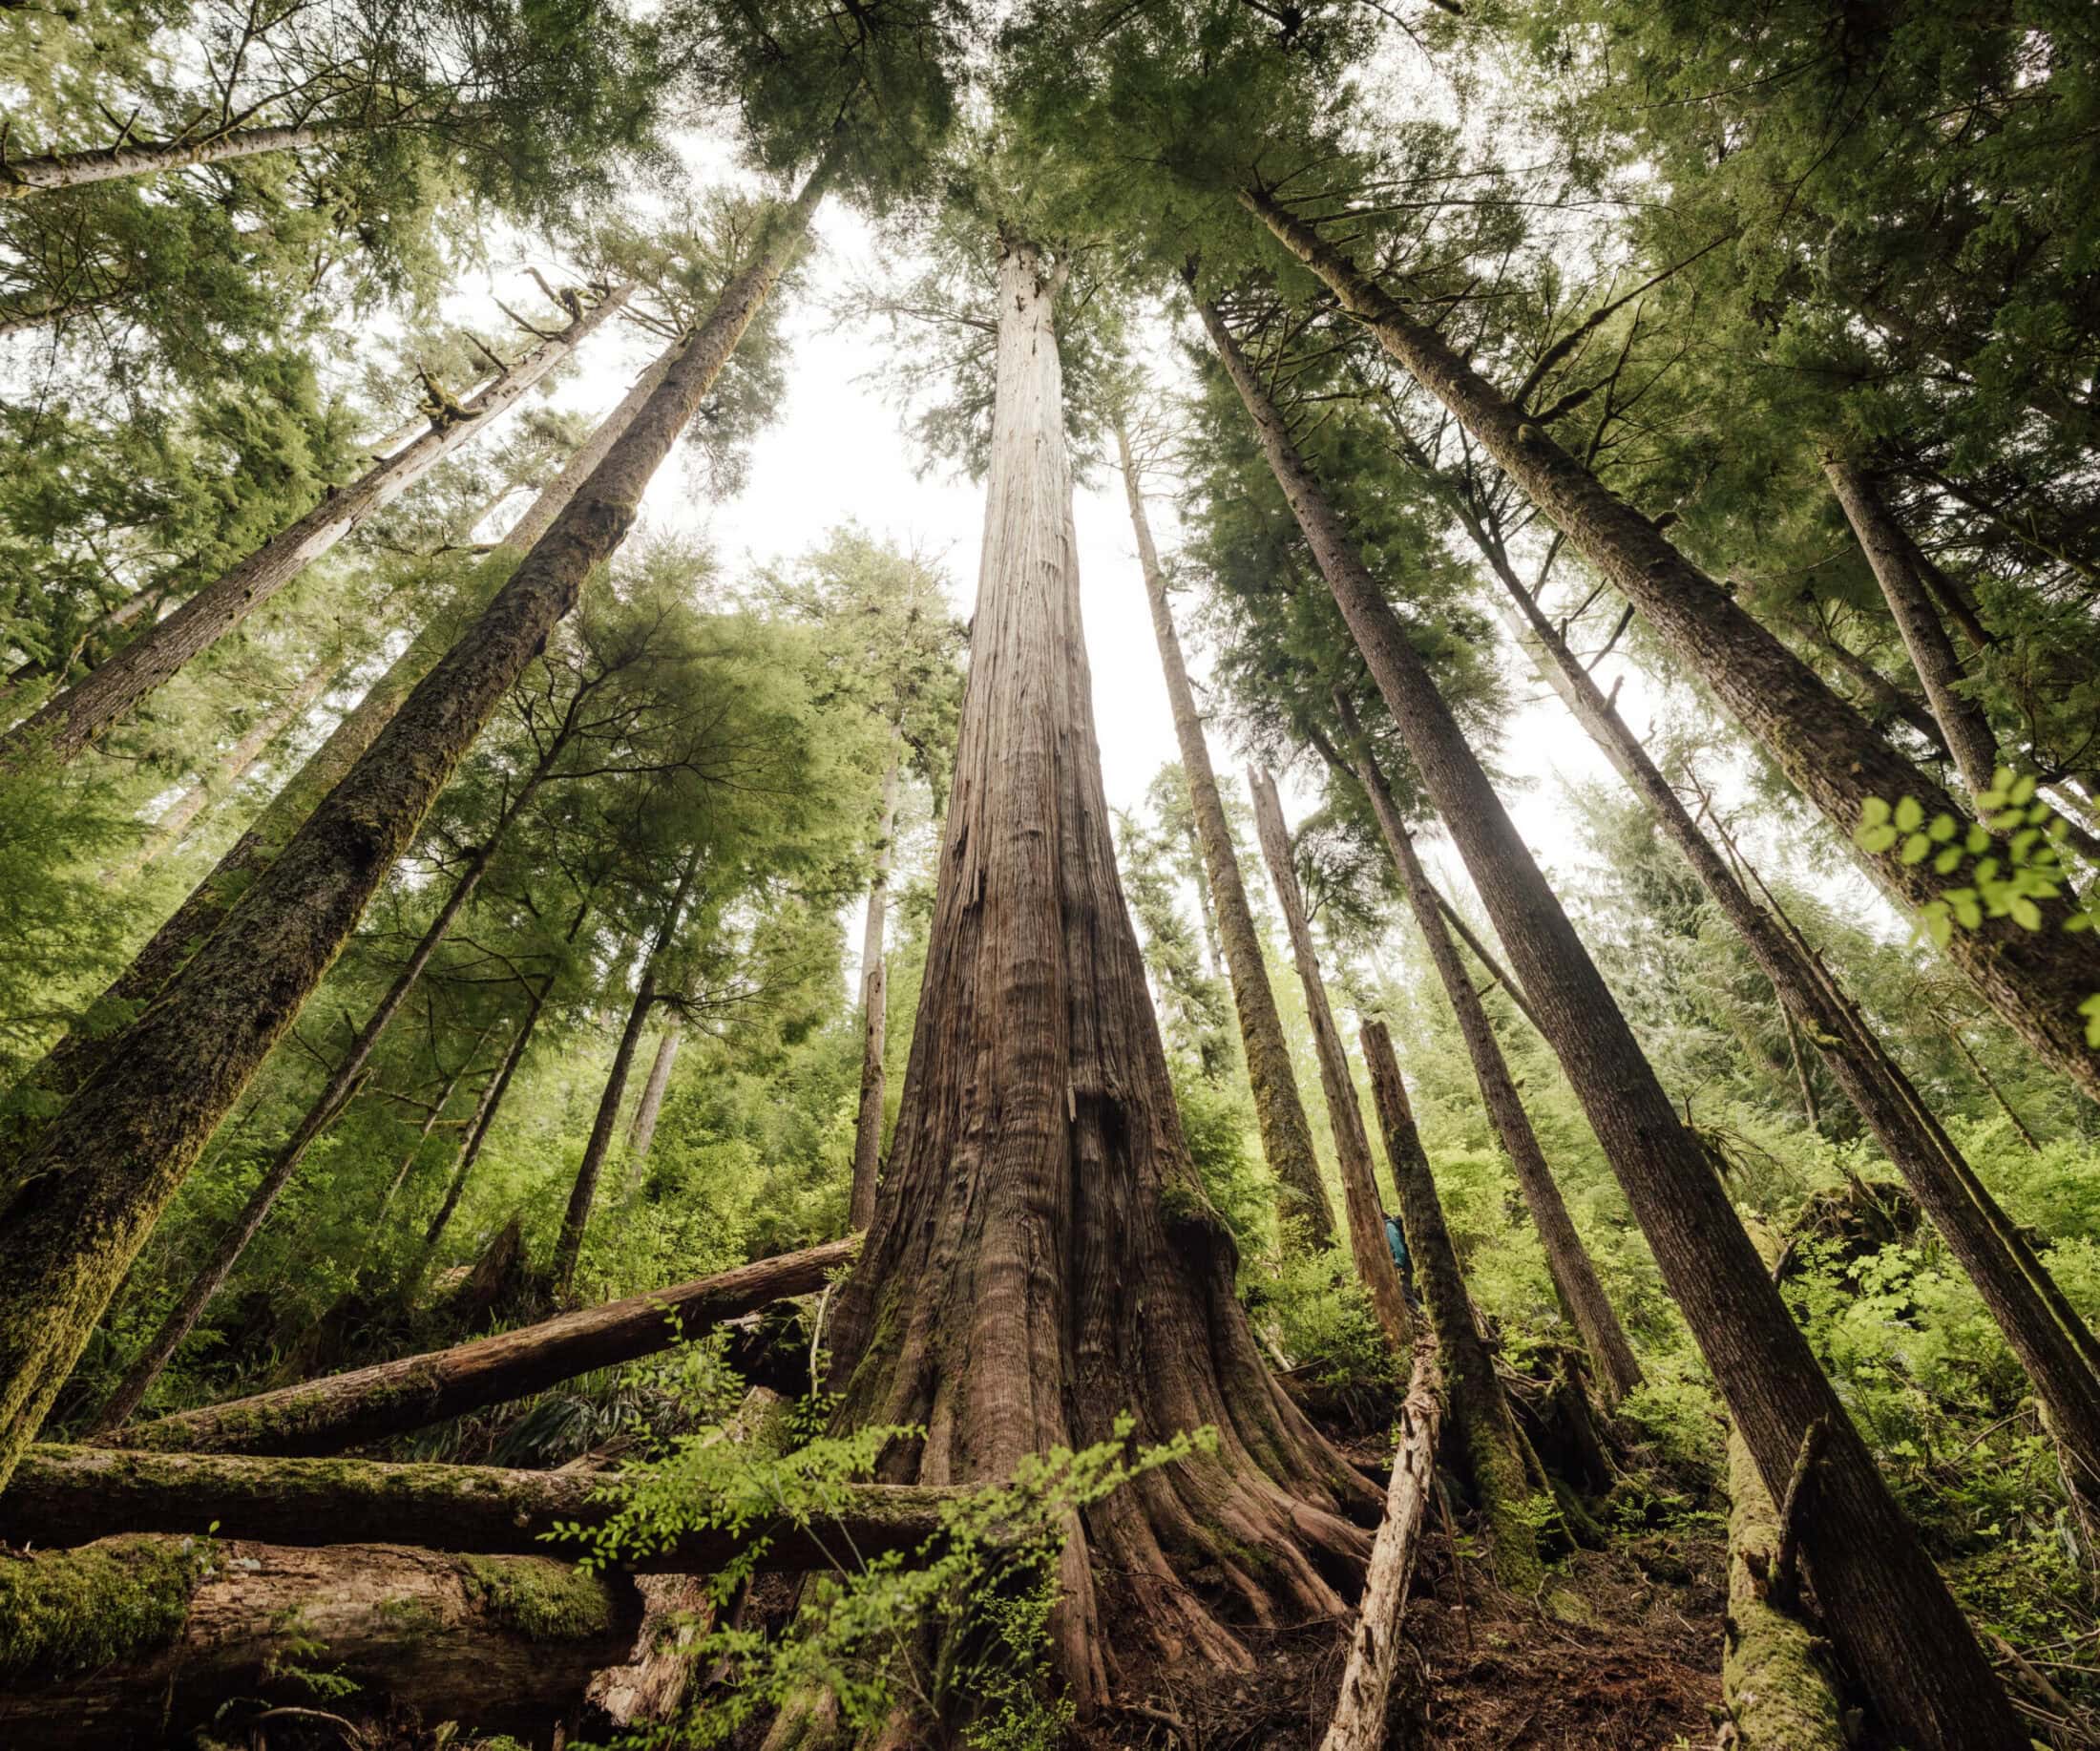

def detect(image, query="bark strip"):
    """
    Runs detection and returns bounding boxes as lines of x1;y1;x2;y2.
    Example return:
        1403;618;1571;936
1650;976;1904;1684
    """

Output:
849;744;901;1229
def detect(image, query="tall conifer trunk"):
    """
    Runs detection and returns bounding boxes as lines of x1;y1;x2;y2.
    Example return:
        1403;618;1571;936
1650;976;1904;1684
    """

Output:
1331;703;1641;1404
1241;185;2100;1105
0;159;833;1490
848;745;900;1229
0;285;631;768
821;237;1379;1719
1116;421;1336;1246
1;116;363;196
625;1023;680;1171
1247;767;1412;1348
1201;290;2026;1750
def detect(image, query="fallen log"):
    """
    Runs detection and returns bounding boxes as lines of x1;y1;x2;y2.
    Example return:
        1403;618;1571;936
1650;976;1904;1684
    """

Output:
1318;1340;1445;1751
0;1534;642;1749
103;1235;857;1456
5;1443;972;1573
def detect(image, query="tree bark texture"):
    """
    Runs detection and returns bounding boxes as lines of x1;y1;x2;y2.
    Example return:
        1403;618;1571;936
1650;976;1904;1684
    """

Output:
1314;1340;1443;1751
1483;555;2100;1505
1361;1021;1543;1591
1201;291;2026;1751
625;1022;681;1171
0;284;631;768
4;1443;975;1573
0;1533;641;1750
0;116;355;198
849;743;901;1229
556;847;702;1289
1339;707;1642;1404
102;1236;855;1455
1241;184;2100;1108
1118;420;1336;1247
0;159;831;1494
822;237;1380;1717
1248;765;1413;1351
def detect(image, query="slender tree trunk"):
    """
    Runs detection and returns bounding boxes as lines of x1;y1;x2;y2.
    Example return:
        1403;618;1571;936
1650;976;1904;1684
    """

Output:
1361;1021;1544;1589
0;1534;641;1751
554;848;702;1290
1780;1002;1823;1133
1248;767;1413;1349
1430;887;1545;1034
1796;607;1955;762
822;236;1380;1720
111;1237;857;1456
1823;456;2001;800
1200;291;2026;1751
0;158;832;1492
1183;816;1226;979
1947;1025;2043;1151
1483;559;2100;1493
624;1023;680;1171
1334;706;1641;1403
849;743;901;1229
2;585;159;701
426;981;549;1253
372;1025;490;1226
0;116;360;197
0;285;631;768
88;711;578;1433
1117;420;1337;1246
1241;185;2100;1106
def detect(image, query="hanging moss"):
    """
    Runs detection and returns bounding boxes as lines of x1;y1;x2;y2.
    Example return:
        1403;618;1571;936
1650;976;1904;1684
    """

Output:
0;1534;207;1681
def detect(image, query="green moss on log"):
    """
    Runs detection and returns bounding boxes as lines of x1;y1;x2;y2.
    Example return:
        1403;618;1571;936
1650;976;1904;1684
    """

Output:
459;1554;618;1641
0;1533;206;1680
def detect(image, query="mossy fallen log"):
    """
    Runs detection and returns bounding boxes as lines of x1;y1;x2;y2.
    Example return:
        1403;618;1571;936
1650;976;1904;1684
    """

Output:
0;1534;642;1749
102;1235;856;1456
4;1443;974;1572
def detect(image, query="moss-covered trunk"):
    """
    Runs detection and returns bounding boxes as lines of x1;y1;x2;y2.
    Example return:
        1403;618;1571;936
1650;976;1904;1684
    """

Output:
0;162;832;1491
1201;288;2026;1751
1242;182;2100;1108
1116;419;1336;1247
849;742;901;1229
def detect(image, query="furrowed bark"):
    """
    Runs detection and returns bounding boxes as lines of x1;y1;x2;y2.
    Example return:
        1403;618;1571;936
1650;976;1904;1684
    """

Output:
1315;1340;1443;1751
0;285;631;768
1361;1021;1544;1590
101;1237;855;1455
849;741;901;1229
1201;290;2026;1751
5;1444;974;1572
1336;706;1641;1404
0;1534;640;1751
1482;548;2100;1508
0;159;833;1492
823;235;1379;1719
1242;184;2100;1106
1118;420;1337;1246
1248;765;1413;1350
625;1023;681;1171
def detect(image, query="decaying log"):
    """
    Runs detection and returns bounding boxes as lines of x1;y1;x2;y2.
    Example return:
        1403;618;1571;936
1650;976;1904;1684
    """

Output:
5;1443;974;1572
1318;1340;1445;1751
104;1236;856;1455
0;1534;642;1749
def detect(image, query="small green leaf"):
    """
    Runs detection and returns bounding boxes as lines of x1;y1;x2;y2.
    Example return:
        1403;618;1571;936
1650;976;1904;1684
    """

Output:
1934;847;1962;875
1928;812;1956;842
1901;833;1931;864
1895;796;1924;832
2011;897;2043;930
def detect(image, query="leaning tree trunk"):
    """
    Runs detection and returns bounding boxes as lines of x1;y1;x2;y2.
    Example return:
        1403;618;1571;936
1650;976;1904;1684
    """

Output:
0;283;631;768
821;235;1381;1725
1200;291;2026;1751
1118;420;1337;1247
1334;703;1643;1405
1241;184;2100;1108
554;847;702;1290
0;1534;640;1751
0;115;364;198
1480;545;2100;1503
370;1023;493;1227
849;741;901;1229
625;1022;681;1171
1248;765;1413;1350
1361;1020;1544;1591
0;158;833;1493
86;710;581;1434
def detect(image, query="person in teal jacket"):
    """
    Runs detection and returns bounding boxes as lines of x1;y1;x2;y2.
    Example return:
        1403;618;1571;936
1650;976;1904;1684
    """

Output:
1383;1211;1421;1310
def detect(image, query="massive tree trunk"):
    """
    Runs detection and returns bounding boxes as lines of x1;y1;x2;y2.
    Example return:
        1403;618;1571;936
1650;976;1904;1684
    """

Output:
849;742;901;1229
1480;543;2100;1501
820;235;1380;1724
0;159;833;1492
1117;420;1337;1246
87;708;583;1434
1242;184;2100;1107
1247;766;1414;1349
1200;291;2026;1751
103;1236;855;1454
1360;1021;1544;1590
625;1022;681;1171
0;284;631;768
0;1534;640;1751
1333;704;1643;1405
554;847;702;1289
